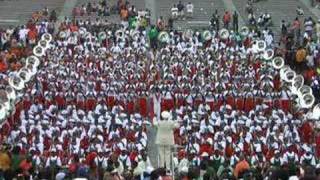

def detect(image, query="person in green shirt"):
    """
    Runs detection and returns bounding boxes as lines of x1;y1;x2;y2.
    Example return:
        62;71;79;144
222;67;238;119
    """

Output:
148;26;159;49
129;16;138;30
11;146;22;174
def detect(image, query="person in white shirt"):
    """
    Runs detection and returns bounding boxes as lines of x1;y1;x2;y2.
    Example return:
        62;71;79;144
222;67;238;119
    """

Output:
186;2;194;18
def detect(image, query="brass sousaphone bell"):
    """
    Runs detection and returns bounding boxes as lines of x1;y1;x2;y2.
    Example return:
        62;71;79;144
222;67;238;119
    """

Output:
300;93;315;109
240;26;249;37
18;67;32;83
59;31;67;39
115;30;125;42
291;75;304;95
98;31;107;40
157;31;170;43
0;90;11;121
219;28;230;40
263;49;274;61
33;45;45;57
202;30;212;41
8;74;25;91
41;33;52;43
272;57;284;69
26;55;40;68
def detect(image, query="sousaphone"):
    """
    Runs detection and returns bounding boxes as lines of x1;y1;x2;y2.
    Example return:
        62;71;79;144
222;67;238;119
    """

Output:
8;74;25;90
202;30;212;41
158;31;169;43
98;31;107;40
5;86;16;104
18;67;32;83
283;69;296;83
130;30;140;40
219;28;229;40
272;56;284;69
311;104;320;119
291;75;304;95
41;33;52;43
33;45;45;57
59;31;67;39
240;26;249;37
115;30;125;42
38;39;49;50
300;93;315;109
263;49;274;61
26;56;40;68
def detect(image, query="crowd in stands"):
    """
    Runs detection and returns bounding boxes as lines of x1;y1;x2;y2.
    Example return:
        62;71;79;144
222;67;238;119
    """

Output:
0;1;320;180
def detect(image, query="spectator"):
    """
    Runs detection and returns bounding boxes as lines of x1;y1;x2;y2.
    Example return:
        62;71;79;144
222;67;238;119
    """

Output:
223;11;231;29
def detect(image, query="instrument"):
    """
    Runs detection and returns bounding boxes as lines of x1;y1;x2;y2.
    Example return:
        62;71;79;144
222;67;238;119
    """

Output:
5;86;16;104
130;30;140;40
298;85;312;97
272;57;284;69
38;39;49;50
263;49;274;61
311;104;320;119
291;75;304;95
279;66;292;81
79;27;87;37
157;31;170;43
115;30;125;42
202;30;212;41
26;56;40;68
41;33;52;43
98;31;107;40
283;69;296;83
252;40;266;53
299;93;315;109
219;29;229;40
59;31;67;39
8;74;25;90
18;67;32;83
33;45;45;57
240;26;249;37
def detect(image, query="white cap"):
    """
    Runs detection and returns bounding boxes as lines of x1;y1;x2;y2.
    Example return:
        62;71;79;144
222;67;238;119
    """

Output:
161;111;171;119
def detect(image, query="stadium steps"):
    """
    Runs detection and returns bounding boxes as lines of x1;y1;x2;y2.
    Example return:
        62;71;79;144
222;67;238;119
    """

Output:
0;0;65;26
156;0;226;30
232;0;317;41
